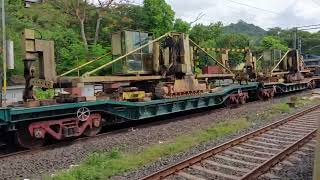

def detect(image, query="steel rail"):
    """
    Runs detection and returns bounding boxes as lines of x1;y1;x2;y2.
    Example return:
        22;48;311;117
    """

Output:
141;104;320;180
241;130;316;179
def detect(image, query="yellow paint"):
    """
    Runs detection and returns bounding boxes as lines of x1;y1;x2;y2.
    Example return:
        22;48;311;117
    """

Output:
3;79;6;94
122;91;145;100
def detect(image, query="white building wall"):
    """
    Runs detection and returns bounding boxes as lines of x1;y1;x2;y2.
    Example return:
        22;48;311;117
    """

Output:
4;84;97;103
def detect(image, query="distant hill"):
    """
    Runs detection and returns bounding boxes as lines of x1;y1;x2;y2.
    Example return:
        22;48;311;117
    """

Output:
223;20;266;36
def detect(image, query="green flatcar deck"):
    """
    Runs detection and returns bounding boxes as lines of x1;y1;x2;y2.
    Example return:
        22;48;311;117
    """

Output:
0;82;260;128
1;78;319;130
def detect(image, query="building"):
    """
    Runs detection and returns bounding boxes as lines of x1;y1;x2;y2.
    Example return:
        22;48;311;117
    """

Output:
24;0;42;8
303;54;320;66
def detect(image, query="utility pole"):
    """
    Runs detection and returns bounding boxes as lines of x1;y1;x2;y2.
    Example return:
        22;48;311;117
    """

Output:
1;0;6;106
298;37;302;54
293;27;297;49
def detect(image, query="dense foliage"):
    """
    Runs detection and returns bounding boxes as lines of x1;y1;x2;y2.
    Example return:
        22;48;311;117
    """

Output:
224;20;266;37
2;0;320;78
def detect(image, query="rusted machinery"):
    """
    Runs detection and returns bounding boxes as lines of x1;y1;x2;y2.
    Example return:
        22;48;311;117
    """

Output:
260;49;313;83
1;29;319;149
21;29;317;104
23;29;235;102
22;29;56;104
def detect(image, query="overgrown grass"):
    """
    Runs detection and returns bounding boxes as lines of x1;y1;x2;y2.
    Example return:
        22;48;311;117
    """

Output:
294;96;319;108
50;118;250;180
271;103;292;114
34;88;55;100
50;97;318;180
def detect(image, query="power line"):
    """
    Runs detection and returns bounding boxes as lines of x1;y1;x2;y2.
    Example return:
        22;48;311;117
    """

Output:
226;0;280;15
297;24;320;28
299;26;320;31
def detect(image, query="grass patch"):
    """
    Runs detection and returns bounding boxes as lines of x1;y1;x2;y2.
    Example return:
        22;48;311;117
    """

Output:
50;118;250;180
270;103;292;114
294;96;320;108
34;88;55;100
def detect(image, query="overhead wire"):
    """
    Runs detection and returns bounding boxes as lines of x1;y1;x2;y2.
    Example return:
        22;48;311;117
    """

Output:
226;0;280;15
128;0;319;32
299;27;320;31
297;24;320;29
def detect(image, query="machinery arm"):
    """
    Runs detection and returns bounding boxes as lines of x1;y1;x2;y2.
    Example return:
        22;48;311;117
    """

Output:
271;49;291;73
59;52;111;77
189;39;233;74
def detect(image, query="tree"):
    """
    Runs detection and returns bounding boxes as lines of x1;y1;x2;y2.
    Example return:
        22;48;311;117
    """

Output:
72;0;90;50
260;36;288;51
190;22;223;44
143;0;175;37
101;4;148;34
93;0;127;44
216;34;250;67
267;27;282;36
173;19;190;33
49;0;90;50
224;20;266;37
94;0;113;44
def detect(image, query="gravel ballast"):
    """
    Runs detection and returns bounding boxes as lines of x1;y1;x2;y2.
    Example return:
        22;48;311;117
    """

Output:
0;91;317;179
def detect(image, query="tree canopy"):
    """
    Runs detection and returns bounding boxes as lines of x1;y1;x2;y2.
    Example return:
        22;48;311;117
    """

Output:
260;36;288;51
143;0;175;37
3;0;320;78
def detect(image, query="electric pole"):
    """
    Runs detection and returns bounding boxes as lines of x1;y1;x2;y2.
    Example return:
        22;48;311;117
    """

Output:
293;27;297;49
1;0;6;106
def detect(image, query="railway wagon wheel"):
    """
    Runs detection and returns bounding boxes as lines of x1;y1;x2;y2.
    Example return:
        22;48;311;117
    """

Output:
15;127;45;149
83;117;105;137
257;89;273;101
239;96;246;104
256;89;266;101
310;80;316;89
224;96;238;108
223;96;232;108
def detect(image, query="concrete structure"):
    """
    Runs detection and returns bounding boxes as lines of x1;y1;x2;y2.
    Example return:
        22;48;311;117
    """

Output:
4;85;96;103
5;85;24;103
304;54;320;66
24;0;42;8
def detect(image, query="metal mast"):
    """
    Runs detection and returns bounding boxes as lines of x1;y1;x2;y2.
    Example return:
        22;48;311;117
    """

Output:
1;0;6;106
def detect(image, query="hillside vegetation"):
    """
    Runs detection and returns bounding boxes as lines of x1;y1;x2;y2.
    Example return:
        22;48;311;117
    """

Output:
2;0;320;78
224;20;266;36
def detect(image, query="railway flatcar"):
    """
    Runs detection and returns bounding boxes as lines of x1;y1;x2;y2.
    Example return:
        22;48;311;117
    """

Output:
0;29;319;149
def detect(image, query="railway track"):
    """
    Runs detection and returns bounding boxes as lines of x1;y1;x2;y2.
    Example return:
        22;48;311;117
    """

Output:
142;104;320;180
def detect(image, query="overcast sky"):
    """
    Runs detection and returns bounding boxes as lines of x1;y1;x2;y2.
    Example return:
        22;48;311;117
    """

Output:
94;0;320;30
